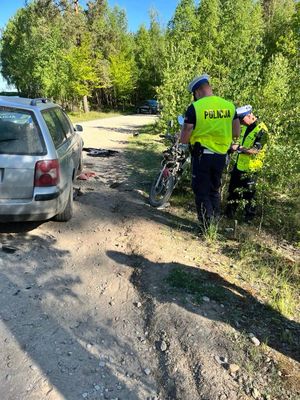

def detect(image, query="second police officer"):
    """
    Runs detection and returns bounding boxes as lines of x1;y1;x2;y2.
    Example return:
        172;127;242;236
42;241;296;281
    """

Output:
226;105;269;222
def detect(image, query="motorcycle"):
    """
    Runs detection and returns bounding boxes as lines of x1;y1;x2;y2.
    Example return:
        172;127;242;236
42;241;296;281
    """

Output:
149;116;191;207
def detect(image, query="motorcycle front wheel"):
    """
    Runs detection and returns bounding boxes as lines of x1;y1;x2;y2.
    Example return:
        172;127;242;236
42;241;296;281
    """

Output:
149;171;175;207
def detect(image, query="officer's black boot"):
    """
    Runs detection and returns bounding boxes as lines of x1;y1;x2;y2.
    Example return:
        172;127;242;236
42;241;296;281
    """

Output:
244;205;256;223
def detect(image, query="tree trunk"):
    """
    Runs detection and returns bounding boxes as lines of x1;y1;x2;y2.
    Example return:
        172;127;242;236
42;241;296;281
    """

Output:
83;95;89;113
95;90;101;109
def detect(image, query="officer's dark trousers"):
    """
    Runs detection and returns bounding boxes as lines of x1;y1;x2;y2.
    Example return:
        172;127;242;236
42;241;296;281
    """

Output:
226;166;256;219
192;153;226;222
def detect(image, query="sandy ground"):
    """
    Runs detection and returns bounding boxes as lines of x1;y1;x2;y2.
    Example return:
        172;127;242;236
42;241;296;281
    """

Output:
0;115;299;400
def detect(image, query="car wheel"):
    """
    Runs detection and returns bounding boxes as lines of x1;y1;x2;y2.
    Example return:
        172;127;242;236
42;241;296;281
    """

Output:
54;183;74;222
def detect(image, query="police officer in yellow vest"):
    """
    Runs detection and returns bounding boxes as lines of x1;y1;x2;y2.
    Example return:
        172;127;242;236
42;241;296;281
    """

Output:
226;105;269;221
180;74;240;224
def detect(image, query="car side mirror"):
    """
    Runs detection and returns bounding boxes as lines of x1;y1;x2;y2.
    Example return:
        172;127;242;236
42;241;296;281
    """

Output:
75;124;83;132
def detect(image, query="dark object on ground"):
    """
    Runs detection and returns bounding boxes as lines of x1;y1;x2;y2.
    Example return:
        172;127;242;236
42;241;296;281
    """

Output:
110;182;122;189
136;99;160;114
1;245;17;254
83;147;119;157
73;187;84;200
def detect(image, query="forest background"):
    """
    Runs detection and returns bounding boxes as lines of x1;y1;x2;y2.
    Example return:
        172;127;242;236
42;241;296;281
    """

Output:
0;0;299;241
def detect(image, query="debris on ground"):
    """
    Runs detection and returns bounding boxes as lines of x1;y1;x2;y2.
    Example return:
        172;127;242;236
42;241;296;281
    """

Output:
110;182;122;189
160;340;168;352
83;147;119;157
249;333;261;346
156;202;170;210
73;187;84;199
77;171;97;181
228;364;240;374
0;245;17;254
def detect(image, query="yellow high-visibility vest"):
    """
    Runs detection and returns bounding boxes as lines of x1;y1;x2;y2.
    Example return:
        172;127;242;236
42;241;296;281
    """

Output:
237;122;268;172
190;95;236;154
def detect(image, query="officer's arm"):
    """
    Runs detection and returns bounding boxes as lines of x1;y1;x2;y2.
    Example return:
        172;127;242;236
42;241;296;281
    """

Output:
240;147;259;155
232;119;240;140
240;129;267;155
180;123;194;144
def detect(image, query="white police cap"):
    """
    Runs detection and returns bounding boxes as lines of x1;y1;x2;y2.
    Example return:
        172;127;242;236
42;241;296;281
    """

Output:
188;74;210;93
236;105;252;119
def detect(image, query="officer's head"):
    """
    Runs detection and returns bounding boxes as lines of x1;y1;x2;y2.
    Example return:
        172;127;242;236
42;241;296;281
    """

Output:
188;74;212;101
236;105;257;126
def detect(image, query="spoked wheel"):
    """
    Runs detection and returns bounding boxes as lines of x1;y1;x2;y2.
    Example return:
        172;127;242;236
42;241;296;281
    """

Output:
149;170;175;207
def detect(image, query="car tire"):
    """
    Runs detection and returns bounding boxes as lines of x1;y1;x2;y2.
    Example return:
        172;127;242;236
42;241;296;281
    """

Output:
54;183;73;222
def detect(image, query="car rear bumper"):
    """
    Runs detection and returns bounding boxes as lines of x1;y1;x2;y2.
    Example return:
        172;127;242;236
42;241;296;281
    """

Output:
0;187;61;222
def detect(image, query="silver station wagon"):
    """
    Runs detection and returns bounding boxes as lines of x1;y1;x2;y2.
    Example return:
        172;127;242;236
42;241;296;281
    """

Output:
0;96;83;222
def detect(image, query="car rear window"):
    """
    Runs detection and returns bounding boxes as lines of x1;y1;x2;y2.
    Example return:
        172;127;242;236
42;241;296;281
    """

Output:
0;107;45;155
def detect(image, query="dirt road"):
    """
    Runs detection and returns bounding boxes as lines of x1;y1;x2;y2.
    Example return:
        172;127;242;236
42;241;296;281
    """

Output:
0;115;299;400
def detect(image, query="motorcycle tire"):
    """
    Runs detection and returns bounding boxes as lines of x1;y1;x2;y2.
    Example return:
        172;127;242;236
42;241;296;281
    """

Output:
149;172;175;207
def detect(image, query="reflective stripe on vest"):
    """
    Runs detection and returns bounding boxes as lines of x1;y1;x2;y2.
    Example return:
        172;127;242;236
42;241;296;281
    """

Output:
237;122;268;172
190;96;236;154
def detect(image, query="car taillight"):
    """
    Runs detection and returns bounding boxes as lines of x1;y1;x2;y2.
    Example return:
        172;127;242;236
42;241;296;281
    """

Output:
34;160;60;187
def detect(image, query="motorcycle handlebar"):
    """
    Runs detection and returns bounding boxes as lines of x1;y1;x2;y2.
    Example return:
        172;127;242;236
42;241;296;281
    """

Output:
159;133;176;143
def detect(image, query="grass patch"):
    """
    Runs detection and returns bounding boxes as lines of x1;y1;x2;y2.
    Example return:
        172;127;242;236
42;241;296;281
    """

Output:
262;195;300;244
222;236;300;320
67;110;123;123
200;217;222;243
167;267;232;304
126;124;165;190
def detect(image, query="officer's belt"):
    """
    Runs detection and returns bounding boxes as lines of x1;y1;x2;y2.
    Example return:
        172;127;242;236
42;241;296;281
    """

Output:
191;142;216;155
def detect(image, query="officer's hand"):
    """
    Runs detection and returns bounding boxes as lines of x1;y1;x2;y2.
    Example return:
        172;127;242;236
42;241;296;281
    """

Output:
231;144;239;152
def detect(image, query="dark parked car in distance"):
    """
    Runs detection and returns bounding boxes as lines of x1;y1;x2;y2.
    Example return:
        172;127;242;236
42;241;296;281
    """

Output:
136;99;159;114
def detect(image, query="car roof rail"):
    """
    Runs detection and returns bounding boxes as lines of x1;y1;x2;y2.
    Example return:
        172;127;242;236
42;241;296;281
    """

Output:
30;98;49;106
